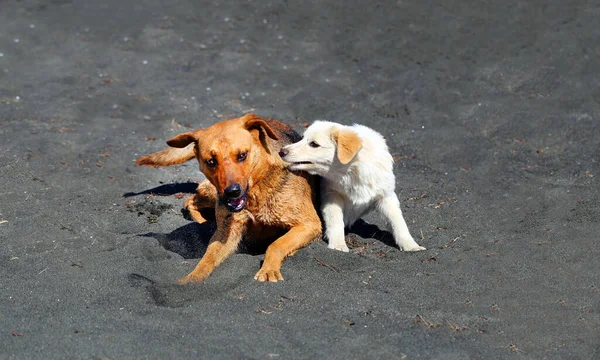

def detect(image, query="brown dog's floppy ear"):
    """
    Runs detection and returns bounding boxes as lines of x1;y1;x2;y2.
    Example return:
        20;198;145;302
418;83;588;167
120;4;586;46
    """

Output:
333;129;362;165
166;132;197;148
137;130;201;167
243;114;279;140
136;130;203;167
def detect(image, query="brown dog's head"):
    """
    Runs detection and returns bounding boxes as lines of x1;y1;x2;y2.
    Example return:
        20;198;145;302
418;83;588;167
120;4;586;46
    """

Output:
167;114;279;212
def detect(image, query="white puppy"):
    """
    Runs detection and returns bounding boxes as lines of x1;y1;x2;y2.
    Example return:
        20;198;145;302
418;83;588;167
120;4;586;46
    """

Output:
280;120;425;253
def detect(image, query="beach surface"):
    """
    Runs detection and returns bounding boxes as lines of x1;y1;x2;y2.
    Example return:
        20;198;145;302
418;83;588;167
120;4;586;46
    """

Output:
1;0;599;358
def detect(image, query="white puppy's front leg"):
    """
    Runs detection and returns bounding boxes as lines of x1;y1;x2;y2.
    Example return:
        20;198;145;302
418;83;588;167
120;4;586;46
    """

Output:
322;193;349;252
378;195;426;252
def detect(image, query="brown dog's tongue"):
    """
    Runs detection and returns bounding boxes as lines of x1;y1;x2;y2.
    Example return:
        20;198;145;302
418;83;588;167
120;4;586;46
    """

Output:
229;198;242;207
227;196;247;211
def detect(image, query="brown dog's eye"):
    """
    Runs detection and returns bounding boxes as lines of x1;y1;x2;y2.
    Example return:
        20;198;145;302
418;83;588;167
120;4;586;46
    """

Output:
237;151;248;162
205;158;218;168
309;141;320;148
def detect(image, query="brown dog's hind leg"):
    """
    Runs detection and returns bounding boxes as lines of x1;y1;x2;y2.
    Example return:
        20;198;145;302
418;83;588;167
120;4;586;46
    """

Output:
177;208;251;284
254;223;321;282
184;180;217;223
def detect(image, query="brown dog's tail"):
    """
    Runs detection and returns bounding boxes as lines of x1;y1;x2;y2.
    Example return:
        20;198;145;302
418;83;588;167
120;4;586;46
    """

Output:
136;143;195;167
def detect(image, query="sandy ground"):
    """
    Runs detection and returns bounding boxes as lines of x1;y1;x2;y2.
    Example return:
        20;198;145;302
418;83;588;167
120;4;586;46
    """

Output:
1;0;599;358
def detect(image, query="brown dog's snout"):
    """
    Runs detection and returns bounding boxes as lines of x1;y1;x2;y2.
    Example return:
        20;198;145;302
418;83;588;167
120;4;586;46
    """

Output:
279;148;289;158
224;183;242;199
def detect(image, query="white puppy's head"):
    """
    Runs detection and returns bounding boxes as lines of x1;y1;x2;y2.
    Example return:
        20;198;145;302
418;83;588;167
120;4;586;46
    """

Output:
280;120;362;176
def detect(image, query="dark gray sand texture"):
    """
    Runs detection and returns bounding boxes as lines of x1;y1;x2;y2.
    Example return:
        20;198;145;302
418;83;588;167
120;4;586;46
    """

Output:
1;1;599;358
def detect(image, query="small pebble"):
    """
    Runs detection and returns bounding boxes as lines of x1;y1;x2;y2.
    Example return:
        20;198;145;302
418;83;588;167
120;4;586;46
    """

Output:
112;104;118;109
0;53;3;57
123;37;129;42
224;17;230;22
142;60;148;64
29;24;36;29
206;87;211;91
14;39;20;43
15;96;20;100
277;34;284;40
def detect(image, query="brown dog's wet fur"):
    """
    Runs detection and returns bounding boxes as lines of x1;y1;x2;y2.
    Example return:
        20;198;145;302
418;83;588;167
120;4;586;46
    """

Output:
136;114;321;283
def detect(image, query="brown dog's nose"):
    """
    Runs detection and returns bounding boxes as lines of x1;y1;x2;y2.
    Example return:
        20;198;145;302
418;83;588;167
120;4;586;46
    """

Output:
279;148;289;158
224;183;242;199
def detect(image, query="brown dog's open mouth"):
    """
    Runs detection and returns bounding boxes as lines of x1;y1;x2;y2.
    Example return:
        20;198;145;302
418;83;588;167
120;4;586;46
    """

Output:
226;193;248;212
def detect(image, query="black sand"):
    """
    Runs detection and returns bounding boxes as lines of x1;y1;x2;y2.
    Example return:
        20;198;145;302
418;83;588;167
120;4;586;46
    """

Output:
1;0;599;358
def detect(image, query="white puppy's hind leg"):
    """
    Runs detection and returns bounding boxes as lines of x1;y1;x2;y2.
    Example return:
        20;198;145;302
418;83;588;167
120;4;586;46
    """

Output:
322;194;349;252
378;195;426;251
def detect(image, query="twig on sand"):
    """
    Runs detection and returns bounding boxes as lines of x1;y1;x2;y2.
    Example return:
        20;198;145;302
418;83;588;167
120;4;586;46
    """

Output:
413;314;441;328
508;344;526;354
38;267;48;275
447;321;468;332
439;236;460;249
313;257;339;273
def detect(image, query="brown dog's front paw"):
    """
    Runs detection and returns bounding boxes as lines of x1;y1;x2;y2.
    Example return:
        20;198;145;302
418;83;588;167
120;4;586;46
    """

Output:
254;269;284;282
176;272;208;285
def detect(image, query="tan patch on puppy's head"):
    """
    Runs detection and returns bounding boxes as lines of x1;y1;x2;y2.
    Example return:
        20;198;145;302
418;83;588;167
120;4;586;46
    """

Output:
332;129;362;164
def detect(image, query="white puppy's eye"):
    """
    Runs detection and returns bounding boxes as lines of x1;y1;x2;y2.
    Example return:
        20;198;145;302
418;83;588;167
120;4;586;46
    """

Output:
309;141;320;148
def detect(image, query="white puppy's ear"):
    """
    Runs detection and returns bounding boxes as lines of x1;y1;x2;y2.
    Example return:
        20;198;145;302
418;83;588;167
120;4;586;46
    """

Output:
333;129;362;164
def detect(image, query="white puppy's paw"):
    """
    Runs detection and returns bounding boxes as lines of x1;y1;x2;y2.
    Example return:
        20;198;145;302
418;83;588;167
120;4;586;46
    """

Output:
328;242;350;252
401;244;426;252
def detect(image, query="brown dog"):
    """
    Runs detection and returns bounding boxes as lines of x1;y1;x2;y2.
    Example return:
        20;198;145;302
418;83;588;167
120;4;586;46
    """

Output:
136;114;321;283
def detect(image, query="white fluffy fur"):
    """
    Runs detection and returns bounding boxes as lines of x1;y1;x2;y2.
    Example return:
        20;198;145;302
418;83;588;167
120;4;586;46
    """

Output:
281;120;425;252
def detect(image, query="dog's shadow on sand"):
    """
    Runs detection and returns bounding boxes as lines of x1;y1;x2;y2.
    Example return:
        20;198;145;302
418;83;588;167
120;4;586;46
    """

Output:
140;218;400;260
126;183;400;260
124;182;213;259
127;182;267;259
123;182;199;198
141;221;216;259
348;219;399;249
